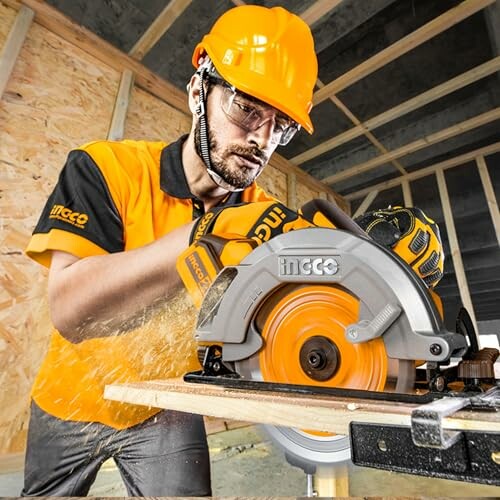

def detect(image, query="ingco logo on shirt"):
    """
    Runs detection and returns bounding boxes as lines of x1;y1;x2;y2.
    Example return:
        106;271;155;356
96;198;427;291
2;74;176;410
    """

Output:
49;205;89;229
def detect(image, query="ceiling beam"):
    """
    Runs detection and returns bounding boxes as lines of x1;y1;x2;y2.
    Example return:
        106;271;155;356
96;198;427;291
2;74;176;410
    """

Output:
313;0;496;106
0;5;33;98
293;56;500;165
346;141;500;200
314;79;407;174
300;0;343;26
322;106;500;185
129;0;192;61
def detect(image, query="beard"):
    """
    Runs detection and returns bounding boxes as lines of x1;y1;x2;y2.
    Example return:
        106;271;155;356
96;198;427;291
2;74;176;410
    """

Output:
194;120;268;190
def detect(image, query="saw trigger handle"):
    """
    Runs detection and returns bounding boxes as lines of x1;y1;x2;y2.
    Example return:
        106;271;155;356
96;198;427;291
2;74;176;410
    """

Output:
176;234;257;308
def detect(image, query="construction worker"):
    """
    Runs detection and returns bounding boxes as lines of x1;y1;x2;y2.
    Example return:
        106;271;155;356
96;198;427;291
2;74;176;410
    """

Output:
22;5;318;497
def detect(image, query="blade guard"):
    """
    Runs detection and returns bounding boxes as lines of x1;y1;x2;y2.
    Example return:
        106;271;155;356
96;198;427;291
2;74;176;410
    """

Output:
191;228;468;363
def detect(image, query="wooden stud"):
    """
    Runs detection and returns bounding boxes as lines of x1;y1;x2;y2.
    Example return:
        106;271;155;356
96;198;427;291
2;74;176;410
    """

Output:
129;0;192;60
322;107;500;185
300;0;343;26
476;155;500;246
435;169;478;331
0;5;34;98
313;0;496;106
107;69;134;141
287;173;297;210
402;180;413;207
352;190;378;218
293;56;500;165
346;141;500;201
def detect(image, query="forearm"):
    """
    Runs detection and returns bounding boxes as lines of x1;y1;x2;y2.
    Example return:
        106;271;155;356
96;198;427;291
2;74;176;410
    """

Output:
49;222;194;341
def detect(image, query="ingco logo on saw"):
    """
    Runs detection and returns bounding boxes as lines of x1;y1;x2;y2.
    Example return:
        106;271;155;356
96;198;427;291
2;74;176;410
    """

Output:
187;252;211;292
279;256;339;276
49;205;89;228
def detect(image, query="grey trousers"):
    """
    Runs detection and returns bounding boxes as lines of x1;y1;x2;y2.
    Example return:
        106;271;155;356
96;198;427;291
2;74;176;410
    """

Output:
22;401;211;496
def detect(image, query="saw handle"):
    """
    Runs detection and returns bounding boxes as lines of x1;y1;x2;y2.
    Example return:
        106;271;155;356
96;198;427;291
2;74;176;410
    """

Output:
300;199;369;237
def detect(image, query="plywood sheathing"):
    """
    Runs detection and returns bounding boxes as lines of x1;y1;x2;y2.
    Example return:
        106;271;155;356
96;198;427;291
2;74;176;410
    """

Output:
124;86;191;141
0;9;120;452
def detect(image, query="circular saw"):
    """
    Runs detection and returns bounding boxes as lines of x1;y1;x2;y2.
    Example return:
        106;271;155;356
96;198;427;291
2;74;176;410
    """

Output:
177;227;471;467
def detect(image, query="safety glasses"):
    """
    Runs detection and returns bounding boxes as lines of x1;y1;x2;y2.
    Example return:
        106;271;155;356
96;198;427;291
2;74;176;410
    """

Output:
210;78;300;146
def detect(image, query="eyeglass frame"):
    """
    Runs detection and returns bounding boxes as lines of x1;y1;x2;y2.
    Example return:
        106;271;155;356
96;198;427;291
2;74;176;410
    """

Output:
205;76;301;146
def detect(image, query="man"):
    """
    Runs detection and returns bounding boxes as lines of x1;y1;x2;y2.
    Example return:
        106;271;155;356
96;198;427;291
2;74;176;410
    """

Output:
22;5;318;497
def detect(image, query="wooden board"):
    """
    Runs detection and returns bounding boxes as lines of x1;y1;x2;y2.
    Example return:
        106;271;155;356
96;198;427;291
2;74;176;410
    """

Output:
104;378;500;436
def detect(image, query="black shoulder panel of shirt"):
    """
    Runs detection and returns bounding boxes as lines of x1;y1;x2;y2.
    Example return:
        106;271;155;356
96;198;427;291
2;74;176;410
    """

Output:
33;149;124;253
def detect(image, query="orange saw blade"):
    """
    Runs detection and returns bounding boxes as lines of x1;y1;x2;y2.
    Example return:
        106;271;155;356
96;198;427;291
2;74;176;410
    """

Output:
259;285;388;392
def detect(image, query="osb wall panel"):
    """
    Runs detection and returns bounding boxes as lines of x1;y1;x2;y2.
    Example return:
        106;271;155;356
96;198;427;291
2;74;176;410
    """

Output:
0;2;16;46
257;164;288;201
0;20;121;453
125;86;191;142
296;182;320;209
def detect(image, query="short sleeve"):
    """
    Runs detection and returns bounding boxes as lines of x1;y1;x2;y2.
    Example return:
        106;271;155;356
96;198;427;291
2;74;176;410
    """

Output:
26;150;124;267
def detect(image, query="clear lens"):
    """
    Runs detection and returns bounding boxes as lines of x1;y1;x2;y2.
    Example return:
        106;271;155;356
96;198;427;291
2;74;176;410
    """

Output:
219;84;299;146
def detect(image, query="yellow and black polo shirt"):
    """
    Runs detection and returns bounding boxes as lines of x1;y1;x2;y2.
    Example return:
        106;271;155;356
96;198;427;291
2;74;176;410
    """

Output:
26;135;275;429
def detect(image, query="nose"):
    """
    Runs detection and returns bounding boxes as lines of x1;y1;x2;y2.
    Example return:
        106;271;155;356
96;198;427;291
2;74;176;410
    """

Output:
247;118;275;149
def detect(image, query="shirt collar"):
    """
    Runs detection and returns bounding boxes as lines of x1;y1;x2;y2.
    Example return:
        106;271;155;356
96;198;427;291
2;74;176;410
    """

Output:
160;134;192;199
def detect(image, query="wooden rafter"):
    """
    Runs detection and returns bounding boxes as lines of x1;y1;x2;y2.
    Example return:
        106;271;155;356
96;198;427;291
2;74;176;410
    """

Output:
293;56;500;165
313;0;496;106
129;0;192;60
322;107;500;185
300;0;343;26
346;141;500;201
313;79;407;174
0;5;33;98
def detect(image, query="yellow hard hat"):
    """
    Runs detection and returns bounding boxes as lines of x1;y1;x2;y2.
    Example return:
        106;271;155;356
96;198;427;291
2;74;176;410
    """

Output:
192;5;318;134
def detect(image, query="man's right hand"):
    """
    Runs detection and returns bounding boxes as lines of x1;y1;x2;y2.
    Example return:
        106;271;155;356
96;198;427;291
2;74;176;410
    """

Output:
190;201;316;245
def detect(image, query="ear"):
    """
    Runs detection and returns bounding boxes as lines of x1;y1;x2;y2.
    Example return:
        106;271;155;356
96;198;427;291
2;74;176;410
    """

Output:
187;74;201;115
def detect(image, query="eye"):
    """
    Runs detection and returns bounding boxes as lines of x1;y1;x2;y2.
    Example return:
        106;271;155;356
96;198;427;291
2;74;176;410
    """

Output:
234;100;254;114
